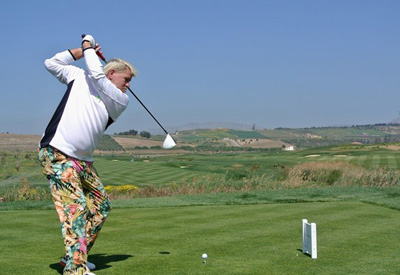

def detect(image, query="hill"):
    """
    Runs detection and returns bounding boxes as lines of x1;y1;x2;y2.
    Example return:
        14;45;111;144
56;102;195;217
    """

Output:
1;124;399;153
173;124;400;149
0;134;41;152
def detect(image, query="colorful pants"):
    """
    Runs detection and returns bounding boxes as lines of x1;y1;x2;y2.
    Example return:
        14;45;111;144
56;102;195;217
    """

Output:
39;146;111;275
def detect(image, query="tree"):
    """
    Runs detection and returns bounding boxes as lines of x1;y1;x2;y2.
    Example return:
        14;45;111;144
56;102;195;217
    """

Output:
115;129;138;135
140;131;151;138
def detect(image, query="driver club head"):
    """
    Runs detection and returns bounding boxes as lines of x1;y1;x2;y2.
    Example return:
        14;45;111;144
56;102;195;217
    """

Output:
163;134;177;149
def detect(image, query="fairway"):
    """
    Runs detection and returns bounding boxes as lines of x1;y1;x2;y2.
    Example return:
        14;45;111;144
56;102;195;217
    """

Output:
1;145;398;189
92;149;400;188
0;201;399;274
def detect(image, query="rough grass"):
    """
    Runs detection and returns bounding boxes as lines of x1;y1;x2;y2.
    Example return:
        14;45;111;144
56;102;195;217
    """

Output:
0;178;50;202
285;161;400;188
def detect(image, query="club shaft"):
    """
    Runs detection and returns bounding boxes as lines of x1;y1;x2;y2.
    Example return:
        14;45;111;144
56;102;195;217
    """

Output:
100;58;168;134
83;31;169;135
126;87;169;135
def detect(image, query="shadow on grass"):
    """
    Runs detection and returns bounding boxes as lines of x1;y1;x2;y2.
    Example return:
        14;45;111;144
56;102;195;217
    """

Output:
297;248;311;258
49;254;133;274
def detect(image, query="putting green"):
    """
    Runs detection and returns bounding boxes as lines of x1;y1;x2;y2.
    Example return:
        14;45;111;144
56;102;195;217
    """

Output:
0;201;399;274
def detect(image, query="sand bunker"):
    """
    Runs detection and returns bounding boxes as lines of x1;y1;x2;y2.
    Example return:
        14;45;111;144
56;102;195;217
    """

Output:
305;154;320;158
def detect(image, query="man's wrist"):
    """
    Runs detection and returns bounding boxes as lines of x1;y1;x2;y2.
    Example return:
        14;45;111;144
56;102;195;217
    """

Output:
81;41;92;53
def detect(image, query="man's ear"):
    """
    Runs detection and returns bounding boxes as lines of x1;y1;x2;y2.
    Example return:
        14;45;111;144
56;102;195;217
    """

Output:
107;69;115;80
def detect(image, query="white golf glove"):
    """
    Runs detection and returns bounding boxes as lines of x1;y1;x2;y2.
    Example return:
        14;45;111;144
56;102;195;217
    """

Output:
82;34;96;48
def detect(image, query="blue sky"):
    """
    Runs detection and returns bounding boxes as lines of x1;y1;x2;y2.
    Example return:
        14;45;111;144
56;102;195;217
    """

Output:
0;0;399;134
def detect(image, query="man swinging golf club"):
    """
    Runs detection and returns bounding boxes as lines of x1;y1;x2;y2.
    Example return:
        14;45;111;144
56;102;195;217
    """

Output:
38;34;136;275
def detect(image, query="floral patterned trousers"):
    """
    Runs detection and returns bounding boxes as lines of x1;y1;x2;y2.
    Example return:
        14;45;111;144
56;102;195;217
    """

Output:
39;146;111;275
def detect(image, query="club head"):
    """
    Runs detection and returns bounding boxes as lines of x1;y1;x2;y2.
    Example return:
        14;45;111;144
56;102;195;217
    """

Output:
163;134;176;149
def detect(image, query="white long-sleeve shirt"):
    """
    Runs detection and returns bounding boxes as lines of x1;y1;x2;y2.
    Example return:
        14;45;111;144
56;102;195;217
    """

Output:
40;48;129;161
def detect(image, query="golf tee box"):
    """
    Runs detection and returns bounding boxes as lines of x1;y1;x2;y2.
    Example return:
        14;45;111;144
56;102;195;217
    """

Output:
302;219;317;259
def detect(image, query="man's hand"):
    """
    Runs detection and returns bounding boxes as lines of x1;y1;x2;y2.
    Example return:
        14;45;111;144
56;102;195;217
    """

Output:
82;34;96;48
94;44;102;53
69;34;103;61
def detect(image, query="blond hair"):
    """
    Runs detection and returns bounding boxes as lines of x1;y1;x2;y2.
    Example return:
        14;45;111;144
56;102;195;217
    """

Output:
104;58;137;77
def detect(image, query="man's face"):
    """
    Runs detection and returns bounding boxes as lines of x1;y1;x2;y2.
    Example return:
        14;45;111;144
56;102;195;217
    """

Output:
108;67;132;93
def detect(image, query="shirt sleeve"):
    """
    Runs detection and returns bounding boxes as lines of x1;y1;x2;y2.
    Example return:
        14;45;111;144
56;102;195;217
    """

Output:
83;48;129;120
44;50;83;85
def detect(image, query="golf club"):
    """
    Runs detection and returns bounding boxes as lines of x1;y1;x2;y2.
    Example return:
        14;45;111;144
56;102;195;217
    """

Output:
82;34;176;149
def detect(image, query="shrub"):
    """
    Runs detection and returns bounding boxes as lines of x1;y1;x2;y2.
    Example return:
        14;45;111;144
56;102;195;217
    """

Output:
0;178;50;202
284;161;400;187
105;184;140;199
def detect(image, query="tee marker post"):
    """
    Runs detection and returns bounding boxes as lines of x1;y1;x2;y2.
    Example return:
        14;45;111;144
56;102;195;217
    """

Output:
302;219;317;259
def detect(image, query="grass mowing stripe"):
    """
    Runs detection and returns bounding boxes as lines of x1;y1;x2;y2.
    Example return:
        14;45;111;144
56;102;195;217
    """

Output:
356;155;367;166
97;202;399;274
372;154;381;167
364;154;374;168
345;155;354;161
387;155;397;169
96;161;200;187
396;154;400;169
2;202;398;274
379;154;389;168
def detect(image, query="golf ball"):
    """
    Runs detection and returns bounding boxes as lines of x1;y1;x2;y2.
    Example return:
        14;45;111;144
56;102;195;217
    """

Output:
202;253;208;259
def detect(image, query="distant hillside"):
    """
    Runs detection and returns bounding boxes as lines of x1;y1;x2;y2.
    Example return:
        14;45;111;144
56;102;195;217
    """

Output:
174;124;400;148
145;122;254;134
1;124;399;152
389;112;400;124
390;117;400;124
0;134;41;152
172;122;254;131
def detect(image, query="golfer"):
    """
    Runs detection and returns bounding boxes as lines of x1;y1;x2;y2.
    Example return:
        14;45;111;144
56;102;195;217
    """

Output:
38;35;136;275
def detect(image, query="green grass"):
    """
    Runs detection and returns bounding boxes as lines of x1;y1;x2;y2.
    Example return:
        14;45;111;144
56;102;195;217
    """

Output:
94;157;203;187
0;199;399;274
3;186;399;211
1;146;399;274
0;152;43;186
94;147;400;187
2;146;398;190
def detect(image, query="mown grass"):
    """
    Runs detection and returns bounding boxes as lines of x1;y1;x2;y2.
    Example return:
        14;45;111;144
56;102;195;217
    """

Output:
1;144;399;274
0;200;399;274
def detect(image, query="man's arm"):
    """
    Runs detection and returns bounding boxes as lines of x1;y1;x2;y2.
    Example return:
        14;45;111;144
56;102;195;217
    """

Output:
44;37;97;84
44;51;82;84
69;41;93;60
82;42;129;120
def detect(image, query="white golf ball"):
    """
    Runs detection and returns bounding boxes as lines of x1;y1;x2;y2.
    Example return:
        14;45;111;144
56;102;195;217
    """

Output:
202;253;208;259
